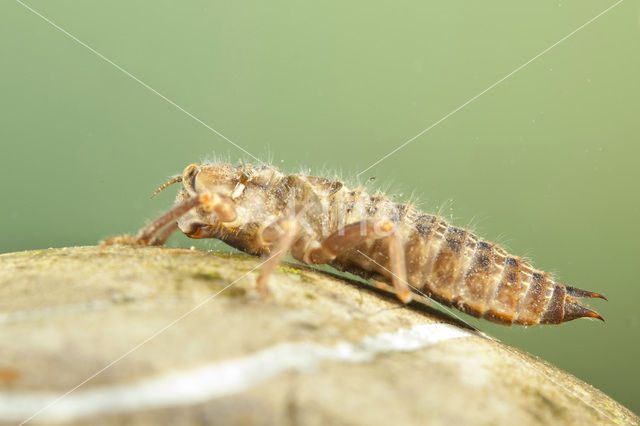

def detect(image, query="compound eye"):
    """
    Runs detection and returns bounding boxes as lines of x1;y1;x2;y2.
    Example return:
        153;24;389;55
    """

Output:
182;164;201;194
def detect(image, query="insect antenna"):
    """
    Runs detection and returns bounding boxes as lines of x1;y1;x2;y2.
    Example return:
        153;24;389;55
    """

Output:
151;176;183;199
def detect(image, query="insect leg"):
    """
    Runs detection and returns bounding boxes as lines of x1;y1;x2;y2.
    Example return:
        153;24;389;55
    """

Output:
102;193;236;248
149;220;179;246
306;220;387;264
387;226;412;304
256;217;299;295
307;220;412;303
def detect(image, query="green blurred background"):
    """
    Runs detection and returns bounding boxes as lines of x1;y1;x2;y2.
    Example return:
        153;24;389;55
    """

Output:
1;0;638;414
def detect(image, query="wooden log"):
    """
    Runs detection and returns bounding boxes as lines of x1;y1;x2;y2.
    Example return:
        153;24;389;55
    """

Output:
0;247;636;425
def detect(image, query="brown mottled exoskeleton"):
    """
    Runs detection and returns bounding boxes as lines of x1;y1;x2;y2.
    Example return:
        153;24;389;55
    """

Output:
103;162;606;326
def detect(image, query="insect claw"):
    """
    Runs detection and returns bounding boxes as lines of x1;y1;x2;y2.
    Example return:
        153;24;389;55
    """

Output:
99;234;149;255
101;234;148;247
397;289;413;304
563;301;605;323
255;278;270;299
565;285;607;301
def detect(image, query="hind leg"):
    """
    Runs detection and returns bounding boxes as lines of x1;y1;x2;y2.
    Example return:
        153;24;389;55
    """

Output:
307;220;412;303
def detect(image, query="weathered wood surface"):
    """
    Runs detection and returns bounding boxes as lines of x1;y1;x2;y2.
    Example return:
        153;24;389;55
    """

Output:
0;247;636;425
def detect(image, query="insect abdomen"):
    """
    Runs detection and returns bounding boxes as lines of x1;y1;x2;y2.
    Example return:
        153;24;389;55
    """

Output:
410;215;604;325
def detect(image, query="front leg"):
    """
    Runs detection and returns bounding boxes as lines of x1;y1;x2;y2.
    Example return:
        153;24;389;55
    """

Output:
255;217;299;295
307;220;412;304
102;193;237;248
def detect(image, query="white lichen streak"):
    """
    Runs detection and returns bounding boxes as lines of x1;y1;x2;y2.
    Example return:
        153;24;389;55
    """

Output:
0;324;472;422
